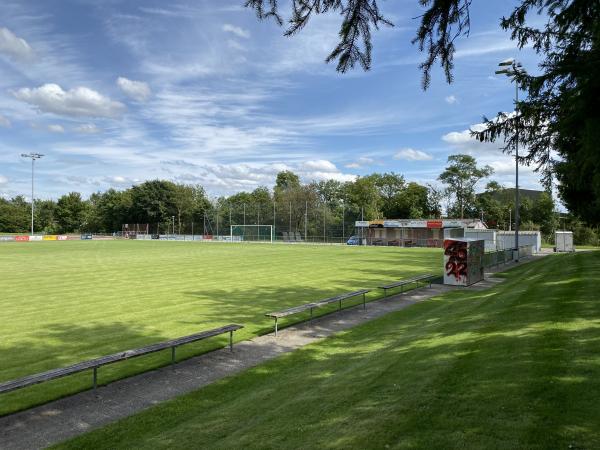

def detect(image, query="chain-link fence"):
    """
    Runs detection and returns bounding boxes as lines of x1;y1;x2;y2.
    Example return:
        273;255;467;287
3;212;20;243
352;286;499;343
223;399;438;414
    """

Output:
127;202;369;244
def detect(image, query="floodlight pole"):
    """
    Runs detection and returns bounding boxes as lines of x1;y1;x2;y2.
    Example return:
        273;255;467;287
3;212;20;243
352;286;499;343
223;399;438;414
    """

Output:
496;58;523;262
514;80;520;261
21;153;44;235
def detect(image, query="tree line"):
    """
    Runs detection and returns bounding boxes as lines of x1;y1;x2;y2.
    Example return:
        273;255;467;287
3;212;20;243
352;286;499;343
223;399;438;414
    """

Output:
1;154;572;241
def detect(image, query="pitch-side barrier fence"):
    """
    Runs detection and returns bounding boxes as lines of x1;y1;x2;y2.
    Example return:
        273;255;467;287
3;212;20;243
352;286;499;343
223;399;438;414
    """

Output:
483;245;535;268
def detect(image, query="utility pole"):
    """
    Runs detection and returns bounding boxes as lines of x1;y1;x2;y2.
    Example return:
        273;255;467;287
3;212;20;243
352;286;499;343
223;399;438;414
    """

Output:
323;205;326;243
21;153;44;235
342;200;345;242
361;207;364;245
304;201;308;242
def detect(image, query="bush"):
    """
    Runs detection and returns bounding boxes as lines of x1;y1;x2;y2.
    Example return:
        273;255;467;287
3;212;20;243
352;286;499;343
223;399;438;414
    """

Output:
573;225;599;246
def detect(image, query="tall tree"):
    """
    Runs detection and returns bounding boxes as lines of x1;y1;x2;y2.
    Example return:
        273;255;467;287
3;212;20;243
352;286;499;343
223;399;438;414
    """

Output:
366;172;406;218
129;180;178;233
0;197;30;233
438;154;493;219
473;0;600;224
55;192;88;233
274;170;301;196
346;176;381;219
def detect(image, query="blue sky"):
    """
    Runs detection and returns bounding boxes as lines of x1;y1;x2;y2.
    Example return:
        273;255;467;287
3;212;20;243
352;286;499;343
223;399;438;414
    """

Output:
0;0;545;201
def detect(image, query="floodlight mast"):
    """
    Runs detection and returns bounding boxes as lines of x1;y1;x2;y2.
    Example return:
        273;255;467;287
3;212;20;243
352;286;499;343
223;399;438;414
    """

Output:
495;58;525;261
20;152;44;235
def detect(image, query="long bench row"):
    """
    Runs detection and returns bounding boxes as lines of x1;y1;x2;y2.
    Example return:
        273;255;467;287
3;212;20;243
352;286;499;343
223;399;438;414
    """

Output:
265;273;438;335
0;324;243;396
0;272;437;401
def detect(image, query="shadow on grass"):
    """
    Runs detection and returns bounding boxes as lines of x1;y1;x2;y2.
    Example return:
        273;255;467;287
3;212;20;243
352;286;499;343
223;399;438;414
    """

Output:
57;252;600;449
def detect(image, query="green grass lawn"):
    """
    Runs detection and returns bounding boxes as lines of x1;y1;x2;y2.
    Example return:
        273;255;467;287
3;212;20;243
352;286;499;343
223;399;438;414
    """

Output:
0;240;439;415
55;251;600;450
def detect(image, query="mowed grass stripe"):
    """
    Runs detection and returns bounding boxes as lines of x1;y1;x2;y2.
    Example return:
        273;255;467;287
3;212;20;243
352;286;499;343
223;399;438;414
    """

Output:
55;252;600;450
0;241;439;415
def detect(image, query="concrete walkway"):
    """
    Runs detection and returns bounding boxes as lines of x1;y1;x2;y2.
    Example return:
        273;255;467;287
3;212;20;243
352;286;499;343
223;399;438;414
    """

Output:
0;258;539;449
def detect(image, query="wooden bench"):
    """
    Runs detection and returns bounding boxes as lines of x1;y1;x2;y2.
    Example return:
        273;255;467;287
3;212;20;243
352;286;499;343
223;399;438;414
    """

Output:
378;274;436;297
0;324;243;396
265;289;371;336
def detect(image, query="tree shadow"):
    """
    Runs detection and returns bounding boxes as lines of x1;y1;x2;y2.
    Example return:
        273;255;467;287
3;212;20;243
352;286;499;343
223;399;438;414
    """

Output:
59;267;600;450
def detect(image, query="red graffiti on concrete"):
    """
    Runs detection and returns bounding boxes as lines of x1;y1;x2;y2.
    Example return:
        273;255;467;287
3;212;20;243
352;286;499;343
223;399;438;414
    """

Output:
444;240;468;281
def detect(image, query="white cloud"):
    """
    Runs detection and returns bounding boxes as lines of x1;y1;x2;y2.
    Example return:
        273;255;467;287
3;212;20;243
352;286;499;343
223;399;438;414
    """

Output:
302;159;338;172
441;122;495;150
345;156;375;169
117;77;151;102
13;84;125;118
0;114;10;127
441;121;542;190
0;175;7;185
102;175;137;186
445;95;458;104
0;27;33;61
222;24;250;39
47;124;64;133
74;123;101;134
394;148;433;161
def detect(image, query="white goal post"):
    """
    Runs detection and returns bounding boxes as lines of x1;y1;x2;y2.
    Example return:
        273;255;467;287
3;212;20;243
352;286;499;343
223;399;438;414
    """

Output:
229;225;273;243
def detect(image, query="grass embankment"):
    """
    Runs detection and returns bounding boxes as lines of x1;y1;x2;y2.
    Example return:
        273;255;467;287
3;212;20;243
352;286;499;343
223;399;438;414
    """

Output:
0;241;439;415
57;252;600;449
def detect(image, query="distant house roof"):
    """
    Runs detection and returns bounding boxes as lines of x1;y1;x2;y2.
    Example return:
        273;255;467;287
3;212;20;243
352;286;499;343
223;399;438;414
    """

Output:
479;188;546;203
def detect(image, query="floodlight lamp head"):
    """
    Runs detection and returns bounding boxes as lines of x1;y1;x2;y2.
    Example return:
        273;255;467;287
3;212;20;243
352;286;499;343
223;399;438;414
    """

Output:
495;69;510;75
21;152;44;159
498;58;514;67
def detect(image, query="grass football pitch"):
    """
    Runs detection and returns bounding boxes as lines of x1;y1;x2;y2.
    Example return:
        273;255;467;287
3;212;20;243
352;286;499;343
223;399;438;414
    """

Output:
0;240;440;415
57;251;600;450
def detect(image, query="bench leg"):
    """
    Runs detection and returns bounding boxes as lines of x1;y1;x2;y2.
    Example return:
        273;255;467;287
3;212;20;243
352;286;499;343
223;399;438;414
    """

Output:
310;308;313;320
229;330;233;352
93;367;97;393
339;299;342;311
400;285;403;294
384;289;387;298
275;317;278;337
171;346;176;367
363;293;366;309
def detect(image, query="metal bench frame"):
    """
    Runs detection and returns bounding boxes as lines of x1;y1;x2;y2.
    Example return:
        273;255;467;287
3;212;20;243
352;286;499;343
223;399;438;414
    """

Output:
265;289;371;336
0;324;243;396
378;274;436;297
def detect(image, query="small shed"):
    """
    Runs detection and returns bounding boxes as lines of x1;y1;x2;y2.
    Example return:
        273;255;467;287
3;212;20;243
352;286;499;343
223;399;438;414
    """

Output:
443;238;485;286
555;231;574;252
